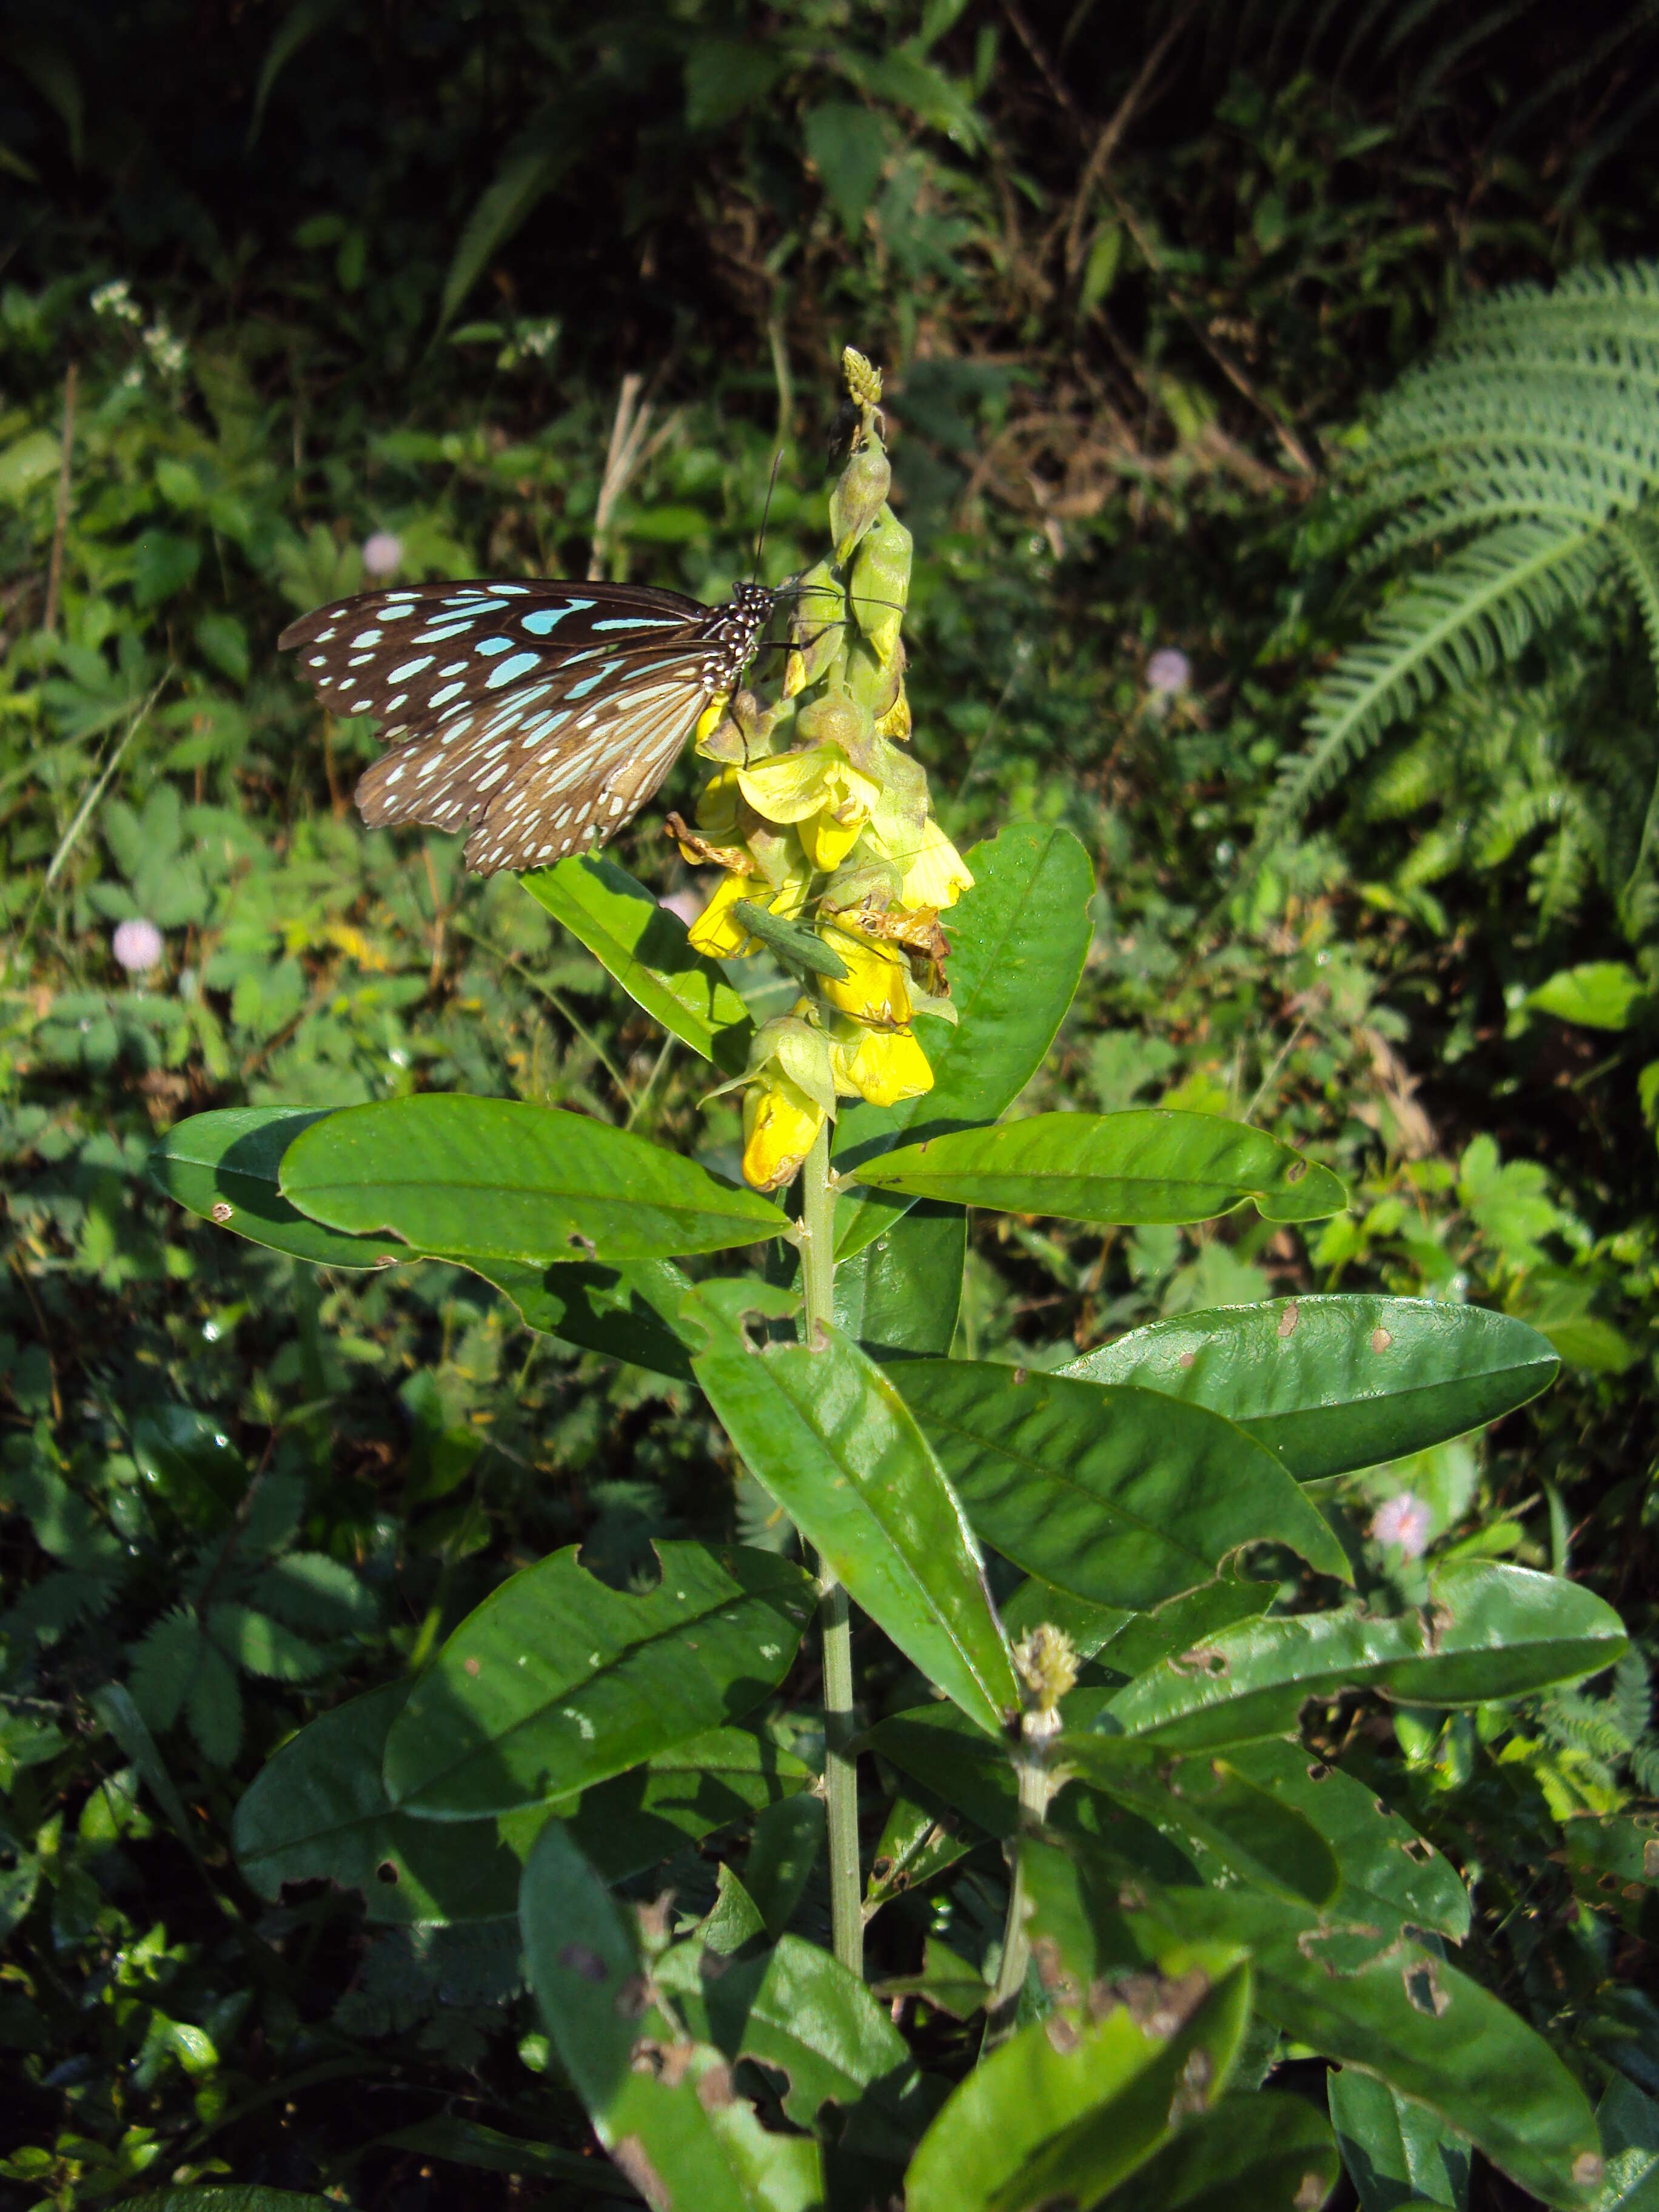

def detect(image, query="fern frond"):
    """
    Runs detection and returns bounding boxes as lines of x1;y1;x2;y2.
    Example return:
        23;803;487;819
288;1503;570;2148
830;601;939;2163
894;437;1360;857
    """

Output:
1609;511;1659;695
1258;521;1609;849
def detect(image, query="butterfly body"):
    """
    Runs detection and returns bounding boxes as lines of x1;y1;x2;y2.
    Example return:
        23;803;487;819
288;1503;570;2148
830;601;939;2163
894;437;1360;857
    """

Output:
280;577;777;874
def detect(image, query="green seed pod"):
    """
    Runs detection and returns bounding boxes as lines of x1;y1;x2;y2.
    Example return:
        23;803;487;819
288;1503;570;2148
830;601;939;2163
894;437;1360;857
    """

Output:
830;440;893;566
851;508;911;669
845;632;902;725
787;558;845;696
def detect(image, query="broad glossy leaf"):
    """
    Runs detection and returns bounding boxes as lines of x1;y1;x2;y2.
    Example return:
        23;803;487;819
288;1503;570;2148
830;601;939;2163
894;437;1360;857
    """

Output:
1329;2063;1472;2211
832;1200;965;1358
466;1254;695;1378
522;853;752;1071
555;1728;815;1887
685;1279;1018;1735
384;1540;815;1818
999;1575;1134;1658
1022;1837;1604;2211
662;1931;936;2160
834;823;1094;1258
1104;2093;1341;2212
904;1945;1251;2212
865;1789;976;1915
521;1822;824;2212
1225;1739;1469;1944
148;1106;398;1268
1106;1563;1629;1750
1090;1579;1273;1683
893;1363;1351;1608
1067;1296;1560;1480
849;1111;1345;1227
280;1094;786;1265
1590;2077;1659;2211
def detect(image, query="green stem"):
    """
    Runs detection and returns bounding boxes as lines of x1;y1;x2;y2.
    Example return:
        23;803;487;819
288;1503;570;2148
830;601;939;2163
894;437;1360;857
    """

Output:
982;1748;1053;2051
801;1119;862;1977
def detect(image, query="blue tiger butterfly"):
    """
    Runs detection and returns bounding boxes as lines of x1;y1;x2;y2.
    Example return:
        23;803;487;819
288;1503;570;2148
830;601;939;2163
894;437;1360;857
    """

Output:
280;576;780;876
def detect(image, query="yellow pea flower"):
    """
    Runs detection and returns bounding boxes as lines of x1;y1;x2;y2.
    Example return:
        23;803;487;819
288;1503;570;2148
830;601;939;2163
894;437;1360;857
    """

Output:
742;1074;825;1193
737;743;880;834
688;873;767;959
899;817;974;910
819;922;912;1028
829;1022;934;1107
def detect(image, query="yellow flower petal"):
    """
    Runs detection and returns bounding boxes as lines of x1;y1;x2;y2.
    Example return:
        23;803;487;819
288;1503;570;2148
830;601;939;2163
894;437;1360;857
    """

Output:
829;1024;934;1107
742;1076;825;1193
688;873;765;960
819;922;912;1028
899;817;974;910
803;806;864;871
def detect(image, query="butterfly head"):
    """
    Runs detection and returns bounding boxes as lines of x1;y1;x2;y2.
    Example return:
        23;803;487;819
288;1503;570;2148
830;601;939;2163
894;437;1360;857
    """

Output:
699;581;777;691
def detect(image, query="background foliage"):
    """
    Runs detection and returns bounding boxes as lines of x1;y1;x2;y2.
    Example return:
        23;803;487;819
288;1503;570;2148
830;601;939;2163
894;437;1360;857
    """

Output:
4;1;1659;2205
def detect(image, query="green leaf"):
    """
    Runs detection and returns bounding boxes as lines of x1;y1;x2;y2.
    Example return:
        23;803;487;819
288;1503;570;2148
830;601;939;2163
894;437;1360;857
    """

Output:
1024;1837;1604;2210
521;1822;825;2212
521;855;752;1070
662;1931;936;2159
136;2194;340;2212
904;1946;1252;2212
892;1362;1352;1608
834;824;1094;1259
739;1795;823;1939
831;1200;965;1358
279;1095;786;1265
1102;2093;1341;2212
206;1603;326;1682
1104;1562;1629;1749
371;2117;612;2190
464;1255;696;1379
438;130;578;332
1224;1738;1469;1944
132;1405;247;1522
684;1278;1018;1735
803;102;890;235
1067;1296;1559;1480
148;1107;400;1269
1329;2063;1472;2211
850;1111;1345;1227
1589;2077;1659;2211
1527;961;1649;1030
383;1540;815;1818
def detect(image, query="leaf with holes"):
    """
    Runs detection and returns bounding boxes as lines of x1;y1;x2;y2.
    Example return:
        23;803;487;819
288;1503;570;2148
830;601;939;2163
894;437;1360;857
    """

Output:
278;1094;787;1265
383;1541;814;1818
684;1278;1018;1735
891;1362;1351;1608
834;823;1094;1259
522;853;752;1070
848;1111;1345;1227
521;1822;825;2212
1066;1296;1560;1480
1104;1563;1628;1750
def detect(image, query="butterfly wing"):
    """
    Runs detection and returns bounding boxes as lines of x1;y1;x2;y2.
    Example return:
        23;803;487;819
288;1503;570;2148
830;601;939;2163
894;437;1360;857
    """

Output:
281;578;728;874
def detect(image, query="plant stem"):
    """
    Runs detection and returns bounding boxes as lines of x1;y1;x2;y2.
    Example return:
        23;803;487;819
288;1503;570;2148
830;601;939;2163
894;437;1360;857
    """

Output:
982;1749;1054;2051
800;1119;862;1977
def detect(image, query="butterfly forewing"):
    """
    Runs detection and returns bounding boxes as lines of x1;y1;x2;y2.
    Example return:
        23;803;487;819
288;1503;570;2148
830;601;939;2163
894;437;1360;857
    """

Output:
281;577;776;876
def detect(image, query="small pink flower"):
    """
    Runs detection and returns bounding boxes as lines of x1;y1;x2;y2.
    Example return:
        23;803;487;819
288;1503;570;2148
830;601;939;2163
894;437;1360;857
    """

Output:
363;531;403;578
1372;1492;1432;1560
1147;648;1191;695
112;917;164;973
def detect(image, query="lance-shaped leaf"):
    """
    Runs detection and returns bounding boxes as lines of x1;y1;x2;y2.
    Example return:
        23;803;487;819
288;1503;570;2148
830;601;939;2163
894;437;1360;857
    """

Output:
279;1094;786;1265
865;1703;1337;1908
847;1110;1344;1226
1067;1296;1560;1480
1224;1738;1468;1945
466;1255;696;1379
1104;1562;1629;1750
235;1679;811;1922
893;1363;1351;1609
685;1278;1019;1735
1022;1837;1604;2212
383;1540;815;1818
521;1822;825;2212
1328;2064;1472;2212
148;1107;401;1268
522;853;752;1071
1103;2093;1341;2212
904;1942;1252;2212
834;823;1095;1258
832;1201;965;1359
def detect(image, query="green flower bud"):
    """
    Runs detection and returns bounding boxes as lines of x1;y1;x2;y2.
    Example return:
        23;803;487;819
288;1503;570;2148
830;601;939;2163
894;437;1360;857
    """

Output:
845;632;903;724
851;508;911;669
831;441;893;566
787;559;845;697
843;346;883;410
796;691;872;751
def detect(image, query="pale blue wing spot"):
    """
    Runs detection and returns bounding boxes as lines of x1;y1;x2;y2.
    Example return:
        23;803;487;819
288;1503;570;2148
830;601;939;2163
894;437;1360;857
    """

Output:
475;637;518;656
487;651;543;689
521;599;597;635
438;660;468;675
566;659;626;700
389;655;435;682
428;680;467;708
412;622;485;645
443;595;509;614
590;615;686;632
351;628;383;646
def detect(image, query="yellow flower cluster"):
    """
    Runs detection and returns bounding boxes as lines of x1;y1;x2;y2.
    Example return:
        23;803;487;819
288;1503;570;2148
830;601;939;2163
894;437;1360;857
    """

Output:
682;350;974;1193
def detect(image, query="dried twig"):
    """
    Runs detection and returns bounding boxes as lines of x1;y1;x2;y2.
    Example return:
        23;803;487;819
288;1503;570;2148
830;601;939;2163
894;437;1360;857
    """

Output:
42;360;78;635
588;372;680;579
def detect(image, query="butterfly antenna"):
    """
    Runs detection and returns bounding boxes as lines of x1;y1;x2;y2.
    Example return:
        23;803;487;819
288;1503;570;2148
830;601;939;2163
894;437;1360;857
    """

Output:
752;450;785;583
